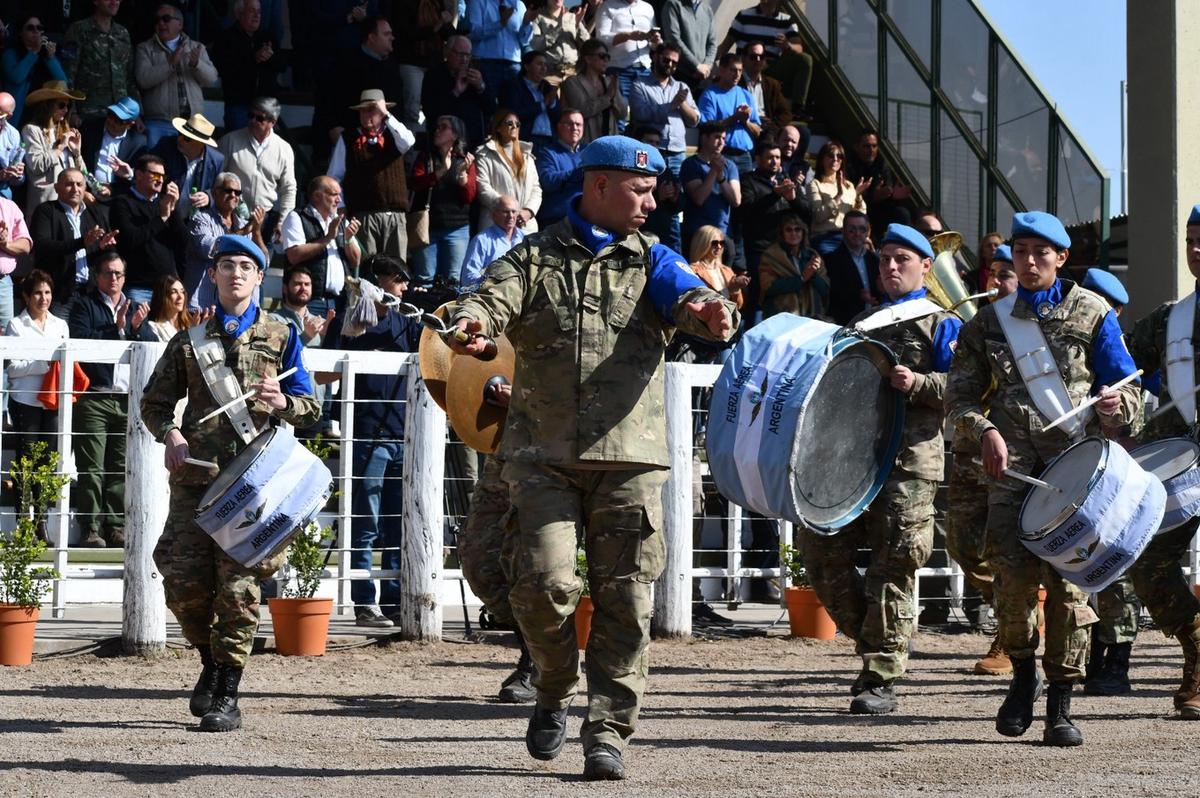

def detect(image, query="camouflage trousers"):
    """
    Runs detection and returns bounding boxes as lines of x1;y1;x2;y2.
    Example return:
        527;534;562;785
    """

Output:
1130;517;1200;638
501;461;667;752
1093;572;1141;646
985;481;1097;682
459;455;515;626
945;453;994;602
800;476;936;684
153;483;287;667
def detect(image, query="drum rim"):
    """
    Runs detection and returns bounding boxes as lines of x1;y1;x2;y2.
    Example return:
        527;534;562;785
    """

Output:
1017;436;1112;539
1130;436;1200;481
195;426;288;515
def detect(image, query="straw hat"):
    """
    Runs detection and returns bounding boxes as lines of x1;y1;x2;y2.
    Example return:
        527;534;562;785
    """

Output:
349;89;395;111
171;113;218;147
25;80;86;106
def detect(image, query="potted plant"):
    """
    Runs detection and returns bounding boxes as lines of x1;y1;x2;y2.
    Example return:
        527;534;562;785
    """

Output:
267;520;335;656
1;443;66;666
779;543;836;640
574;550;593;650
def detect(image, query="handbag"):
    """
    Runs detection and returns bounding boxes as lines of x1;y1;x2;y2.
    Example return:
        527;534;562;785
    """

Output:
408;205;431;250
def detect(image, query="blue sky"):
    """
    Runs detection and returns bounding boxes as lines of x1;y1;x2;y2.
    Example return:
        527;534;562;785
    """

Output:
977;0;1127;216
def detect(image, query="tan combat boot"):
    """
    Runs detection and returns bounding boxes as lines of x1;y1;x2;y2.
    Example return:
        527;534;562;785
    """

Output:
1175;617;1200;719
974;632;1013;676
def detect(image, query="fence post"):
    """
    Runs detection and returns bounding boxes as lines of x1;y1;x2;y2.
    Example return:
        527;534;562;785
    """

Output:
123;342;168;656
399;368;445;640
653;362;693;638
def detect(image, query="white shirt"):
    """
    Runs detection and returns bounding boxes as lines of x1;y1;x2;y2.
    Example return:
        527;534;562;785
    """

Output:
4;311;70;407
100;292;132;392
325;115;416;192
281;205;346;297
93;128;128;185
596;0;656;70
59;201;89;285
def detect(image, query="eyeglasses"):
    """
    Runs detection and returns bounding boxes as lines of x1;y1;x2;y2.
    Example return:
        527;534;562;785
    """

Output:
144;171;165;182
25;24;44;31
157;14;181;23
216;260;258;276
217;187;243;196
503;119;520;128
711;240;725;248
99;270;125;278
593;52;611;60
782;226;804;234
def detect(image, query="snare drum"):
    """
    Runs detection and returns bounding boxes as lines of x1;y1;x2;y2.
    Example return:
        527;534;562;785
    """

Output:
1130;437;1200;533
195;427;333;568
706;313;904;534
1019;437;1165;593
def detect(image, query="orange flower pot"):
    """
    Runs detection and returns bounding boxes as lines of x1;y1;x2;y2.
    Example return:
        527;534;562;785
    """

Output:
0;604;39;666
574;595;594;650
268;597;333;656
784;587;837;640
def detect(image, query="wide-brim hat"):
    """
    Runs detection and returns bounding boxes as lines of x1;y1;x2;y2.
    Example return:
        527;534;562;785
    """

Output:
172;113;218;147
25;80;86;106
349;88;396;111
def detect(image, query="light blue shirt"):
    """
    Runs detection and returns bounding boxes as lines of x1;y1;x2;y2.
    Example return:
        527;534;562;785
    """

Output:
93;128;129;185
467;0;534;63
629;74;697;154
698;83;761;152
0;123;25;198
59;202;89;286
460;224;526;292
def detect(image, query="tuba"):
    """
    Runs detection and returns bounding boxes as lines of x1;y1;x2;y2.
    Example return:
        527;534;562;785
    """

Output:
924;231;981;321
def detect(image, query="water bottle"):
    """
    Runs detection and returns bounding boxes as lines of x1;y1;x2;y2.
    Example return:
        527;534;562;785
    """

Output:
235;199;250;228
188;186;199;219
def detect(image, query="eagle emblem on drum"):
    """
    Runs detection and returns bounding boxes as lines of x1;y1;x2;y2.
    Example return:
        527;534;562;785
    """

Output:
234;502;266;530
748;374;770;425
1065;539;1100;565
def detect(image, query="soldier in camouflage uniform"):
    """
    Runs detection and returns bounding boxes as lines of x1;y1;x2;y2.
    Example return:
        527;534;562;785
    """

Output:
1124;204;1200;720
140;235;320;733
801;224;961;716
63;0;136;120
947;211;1142;747
449;136;739;781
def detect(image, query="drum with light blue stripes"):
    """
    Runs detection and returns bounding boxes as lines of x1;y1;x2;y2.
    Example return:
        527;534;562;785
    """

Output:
705;313;904;535
1130;437;1200;534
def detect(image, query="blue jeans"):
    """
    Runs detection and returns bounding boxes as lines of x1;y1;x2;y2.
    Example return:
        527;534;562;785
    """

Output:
350;439;405;609
412;224;470;287
606;65;651;132
143;119;177;150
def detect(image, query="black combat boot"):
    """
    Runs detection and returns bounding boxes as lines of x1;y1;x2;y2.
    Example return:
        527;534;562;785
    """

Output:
583;743;626;781
199;665;244;732
1043;681;1084;747
525;703;570;760
498;633;536;704
849;682;898;715
1084;642;1132;696
996;656;1043;737
189;646;218;718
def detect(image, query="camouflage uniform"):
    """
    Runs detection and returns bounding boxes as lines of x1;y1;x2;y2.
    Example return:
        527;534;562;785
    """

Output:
946;281;1142;682
1093;573;1141;646
945;428;994;603
140;313;321;666
801;300;954;685
459;454;516;626
63;18;136;119
452;219;738;751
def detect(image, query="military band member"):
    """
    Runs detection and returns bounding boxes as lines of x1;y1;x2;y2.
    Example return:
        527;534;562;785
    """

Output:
141;234;321;732
801;223;961;715
946;211;1142;747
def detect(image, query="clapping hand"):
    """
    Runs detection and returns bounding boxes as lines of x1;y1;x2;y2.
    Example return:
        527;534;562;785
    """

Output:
853;176;872;196
345;216;362;238
728;273;751;291
775;177;797;201
108;154;133;179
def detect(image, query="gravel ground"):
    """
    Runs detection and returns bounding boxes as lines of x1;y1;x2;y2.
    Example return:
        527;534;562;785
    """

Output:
1;631;1197;797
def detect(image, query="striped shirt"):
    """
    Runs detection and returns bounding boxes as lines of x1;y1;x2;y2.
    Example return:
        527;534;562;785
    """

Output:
729;9;799;58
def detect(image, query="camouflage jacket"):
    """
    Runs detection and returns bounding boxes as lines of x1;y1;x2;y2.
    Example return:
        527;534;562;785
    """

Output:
452;218;740;467
850;303;953;481
946;281;1142;465
140;313;321;486
64;19;136;117
1128;295;1198;442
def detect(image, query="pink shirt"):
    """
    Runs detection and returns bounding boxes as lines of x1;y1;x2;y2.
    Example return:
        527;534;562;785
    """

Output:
0;196;30;277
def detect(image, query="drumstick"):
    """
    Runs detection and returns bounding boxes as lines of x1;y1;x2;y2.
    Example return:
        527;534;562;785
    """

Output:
184;457;219;473
1150;382;1200;420
1043;369;1144;432
197;366;299;424
1003;468;1063;494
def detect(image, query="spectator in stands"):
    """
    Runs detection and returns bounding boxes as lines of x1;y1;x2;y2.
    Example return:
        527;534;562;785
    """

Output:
211;0;285;132
476;109;542;232
185;171;268;310
969;231;1004;292
844;128;911;239
806;140;867;255
913;209;944;238
530;0;589;79
500;50;560;147
681;122;740;259
315;0;380;66
460;193;524;293
737;137;807;274
719;0;812;121
758;212;827;320
327;90;415;260
467;0;534;107
275;264;334;348
0;92;27;202
659;0;715;90
2;13;69;125
595;0;657;116
634;125;682;251
409;115;477;288
70;250;145;548
698;53;761;171
777;122;811;188
689;224;747;309
80;97;146;198
134;4;218;149
21;81;87;218
391;0;462;129
825;209;880;325
319;15;403;139
562;39;629;144
111;153;184;304
151;112;225;221
0;186;30;329
218;97;296;244
421;34;496;150
64;0;136;121
282;176;362;317
740;41;790;130
534;108;583;228
138;274;195;342
31;168;115;317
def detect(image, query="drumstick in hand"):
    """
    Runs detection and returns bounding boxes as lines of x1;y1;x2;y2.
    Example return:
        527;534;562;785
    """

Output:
1043;369;1143;432
197;366;299;424
1150;382;1200;420
1003;468;1063;494
184;457;219;473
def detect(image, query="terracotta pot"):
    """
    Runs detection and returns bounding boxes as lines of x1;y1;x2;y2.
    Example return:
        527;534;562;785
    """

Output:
574;595;594;650
784;587;837;640
268;597;333;656
0;604;39;666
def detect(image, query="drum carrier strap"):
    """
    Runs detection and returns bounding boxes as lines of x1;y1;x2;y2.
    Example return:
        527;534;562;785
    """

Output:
992;292;1090;439
853;297;943;333
1166;292;1197;426
187;323;260;445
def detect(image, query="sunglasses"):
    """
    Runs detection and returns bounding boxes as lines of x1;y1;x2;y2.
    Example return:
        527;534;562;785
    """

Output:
503;119;520;128
711;240;725;248
157;14;181;23
144;171;165;182
217;187;243;196
25;24;44;31
746;53;766;60
782;226;805;234
828;153;844;160
660;58;678;66
593;52;611;60
249;112;274;123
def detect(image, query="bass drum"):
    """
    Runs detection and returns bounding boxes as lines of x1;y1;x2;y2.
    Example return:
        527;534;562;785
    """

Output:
706;314;904;534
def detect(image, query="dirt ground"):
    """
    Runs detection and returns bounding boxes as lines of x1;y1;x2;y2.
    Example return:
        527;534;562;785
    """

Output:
1;631;1197;797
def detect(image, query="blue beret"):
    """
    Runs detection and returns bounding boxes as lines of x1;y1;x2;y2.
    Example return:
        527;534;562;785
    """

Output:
211;234;266;271
880;223;934;260
107;96;140;121
993;244;1013;264
1010;211;1070;249
1083;267;1128;306
1188;204;1200;226
579;135;665;176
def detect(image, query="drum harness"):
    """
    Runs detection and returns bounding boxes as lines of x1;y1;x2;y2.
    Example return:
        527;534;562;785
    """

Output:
1165;291;1200;439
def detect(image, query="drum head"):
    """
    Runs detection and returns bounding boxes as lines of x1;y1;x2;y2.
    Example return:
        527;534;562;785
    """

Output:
197;428;277;510
1131;438;1200;481
790;341;899;530
1020;438;1104;535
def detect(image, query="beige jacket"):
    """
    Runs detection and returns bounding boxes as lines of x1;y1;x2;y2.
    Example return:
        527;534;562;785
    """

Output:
134;35;218;122
21;125;85;217
218;128;297;219
474;139;543;233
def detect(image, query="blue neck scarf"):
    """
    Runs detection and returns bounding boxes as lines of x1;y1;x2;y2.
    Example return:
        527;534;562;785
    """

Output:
214;300;259;339
882;286;928;307
1016;278;1064;319
567;197;616;254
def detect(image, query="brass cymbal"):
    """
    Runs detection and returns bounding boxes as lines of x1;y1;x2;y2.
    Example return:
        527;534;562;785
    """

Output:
446;335;516;454
418;302;457;411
